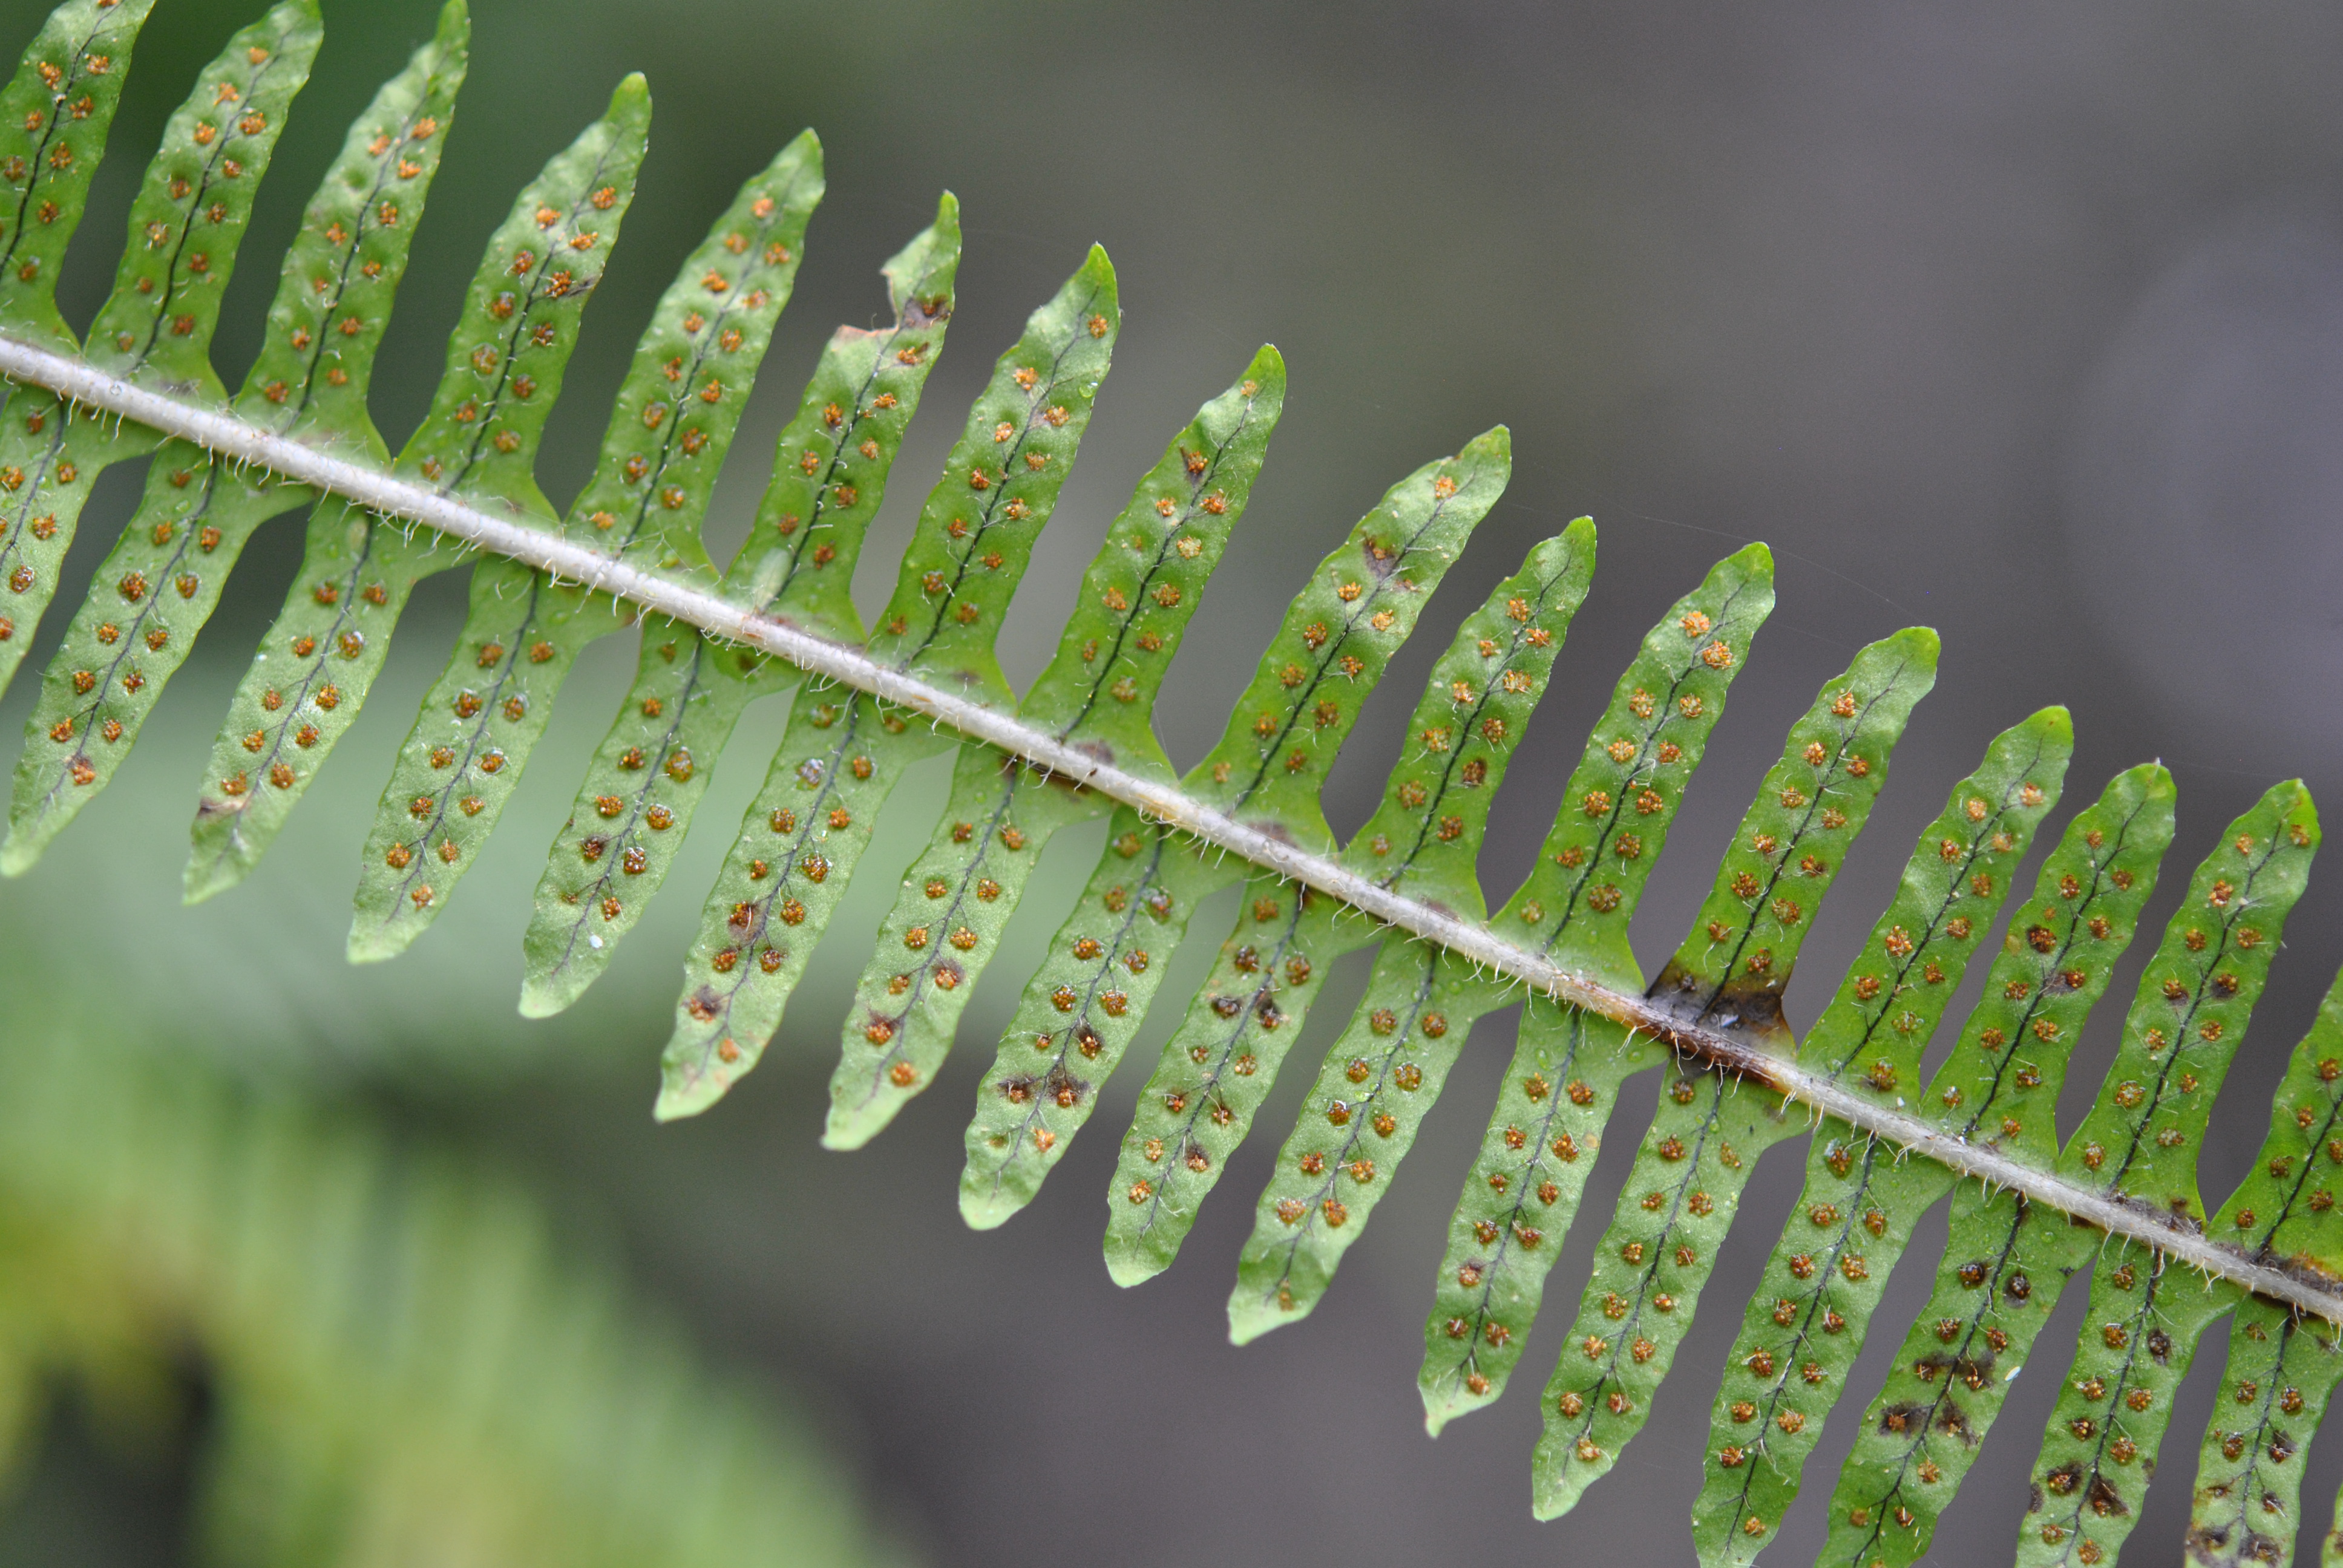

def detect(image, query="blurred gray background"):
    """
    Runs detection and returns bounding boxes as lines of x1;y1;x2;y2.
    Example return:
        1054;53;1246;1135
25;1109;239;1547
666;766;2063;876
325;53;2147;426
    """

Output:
4;0;2343;1563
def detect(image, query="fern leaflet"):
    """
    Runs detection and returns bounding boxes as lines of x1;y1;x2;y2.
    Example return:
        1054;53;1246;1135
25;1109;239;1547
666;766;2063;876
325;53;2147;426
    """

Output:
2;4;2340;1561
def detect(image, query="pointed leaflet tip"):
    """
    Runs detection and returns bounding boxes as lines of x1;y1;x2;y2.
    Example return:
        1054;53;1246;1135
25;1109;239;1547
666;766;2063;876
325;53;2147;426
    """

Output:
1462;423;1512;462
652;1074;712;1124
1441;427;1512;509
874;193;960;316
1083;244;1119;333
1104;1249;1158;1290
2022;703;2074;745
961;1177;1023;1232
183;843;238;906
1887;624;1941;665
2278;777;2319;843
517;979;568;1021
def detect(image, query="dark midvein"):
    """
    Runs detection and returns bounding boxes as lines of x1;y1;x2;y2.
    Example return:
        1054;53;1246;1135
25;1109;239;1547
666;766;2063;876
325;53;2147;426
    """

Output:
1688;661;1922;1021
1228;475;1482;816
1535;575;1769;961
1819;744;2050;1080
1257;949;1440;1298
1961;791;2158;1142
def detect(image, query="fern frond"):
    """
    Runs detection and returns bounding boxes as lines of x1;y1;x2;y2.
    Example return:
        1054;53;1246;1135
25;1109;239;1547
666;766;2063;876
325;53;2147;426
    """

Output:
185;65;650;902
4;0;465;872
0;1025;897;1567
1689;706;2070;1560
1226;523;1594;1342
5;3;2343;1561
836;349;1282;1154
348;126;822;962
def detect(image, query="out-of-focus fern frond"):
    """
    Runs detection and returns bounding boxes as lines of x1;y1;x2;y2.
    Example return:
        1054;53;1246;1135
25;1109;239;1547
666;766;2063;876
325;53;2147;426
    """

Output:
0;1026;902;1568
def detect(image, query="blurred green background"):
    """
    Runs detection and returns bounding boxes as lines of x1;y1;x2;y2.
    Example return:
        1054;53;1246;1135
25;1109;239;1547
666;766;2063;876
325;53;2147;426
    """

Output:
4;0;2343;1563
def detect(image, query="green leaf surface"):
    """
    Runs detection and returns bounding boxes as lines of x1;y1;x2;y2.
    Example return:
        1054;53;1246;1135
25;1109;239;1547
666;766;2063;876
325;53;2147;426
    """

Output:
556;201;955;1070
1499;541;1775;990
84;0;321;393
1533;627;1939;1520
1688;709;2069;1564
824;751;1101;1148
957;417;1504;1224
548;243;1104;1024
1797;705;2071;1091
1821;763;2178;1568
390;71;650;514
4;2;468;872
821;351;1286;1148
2057;779;2318;1224
1647;625;1942;1040
2214;965;2343;1274
5;459;301;871
0;0;157;350
1227;941;1487;1341
1225;531;1595;1340
1339;523;1593;912
643;246;1110;1089
1823;1187;2095;1568
1694;1136;1956;1562
1535;1067;1792;1522
516;630;758;1007
1920;762;2178;1161
355;129;819;959
1093;434;1515;1285
350;558;626;959
237;0;467;448
1014;346;1285;776
862;244;1118;701
0;6;2336;1544
2011;1249;2234;1568
0;400;139;700
1184;427;1510;853
958;813;1228;1227
1420;1002;1658;1432
647;209;966;1116
1415;543;1772;1432
721;195;960;637
561;126;821;570
1;0;323;702
2185;1295;2343;1568
1104;873;1372;1285
183;73;650;903
182;503;436;903
2008;782;2319;1567
657;691;937;1105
